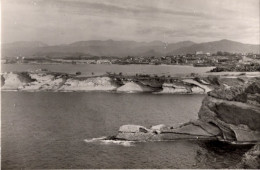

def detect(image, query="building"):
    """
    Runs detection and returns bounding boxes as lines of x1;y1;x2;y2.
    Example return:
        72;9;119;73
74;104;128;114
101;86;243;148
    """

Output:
195;51;203;55
96;59;111;64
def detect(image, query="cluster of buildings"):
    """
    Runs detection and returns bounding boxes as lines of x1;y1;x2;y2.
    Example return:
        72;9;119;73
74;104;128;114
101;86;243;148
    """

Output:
111;52;253;66
2;52;260;66
3;57;112;65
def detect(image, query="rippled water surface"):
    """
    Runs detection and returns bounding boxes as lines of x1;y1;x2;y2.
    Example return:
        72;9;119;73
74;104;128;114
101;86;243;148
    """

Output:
1;92;252;169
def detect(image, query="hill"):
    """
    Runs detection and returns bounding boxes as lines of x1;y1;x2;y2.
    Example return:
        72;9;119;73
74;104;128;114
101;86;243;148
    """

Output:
169;39;260;55
2;39;259;58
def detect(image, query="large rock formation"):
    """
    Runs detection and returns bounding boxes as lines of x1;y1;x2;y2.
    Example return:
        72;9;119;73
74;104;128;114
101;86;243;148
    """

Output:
158;83;190;94
60;77;118;91
113;79;260;167
235;144;260;168
198;79;260;143
116;81;154;92
1;72;119;92
114;78;260;144
1;72;35;90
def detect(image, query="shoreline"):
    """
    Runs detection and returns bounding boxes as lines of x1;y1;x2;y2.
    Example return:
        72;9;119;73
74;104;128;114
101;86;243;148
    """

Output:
1;70;259;93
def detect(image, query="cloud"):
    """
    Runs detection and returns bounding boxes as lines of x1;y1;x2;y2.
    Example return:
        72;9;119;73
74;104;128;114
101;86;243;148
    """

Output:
2;0;259;44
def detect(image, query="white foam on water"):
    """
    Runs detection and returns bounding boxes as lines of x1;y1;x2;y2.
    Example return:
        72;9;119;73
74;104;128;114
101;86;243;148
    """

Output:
100;140;135;147
84;136;107;143
84;137;135;147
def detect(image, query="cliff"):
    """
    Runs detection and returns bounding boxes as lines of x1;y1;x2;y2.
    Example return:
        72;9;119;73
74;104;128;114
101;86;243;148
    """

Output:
1;71;259;96
198;79;260;143
1;72;35;90
116;82;154;92
1;72;119;92
114;79;260;145
0;71;213;93
59;77;118;91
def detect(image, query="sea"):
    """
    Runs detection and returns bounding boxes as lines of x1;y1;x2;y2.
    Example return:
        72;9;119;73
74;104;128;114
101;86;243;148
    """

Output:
1;63;214;76
1;64;253;169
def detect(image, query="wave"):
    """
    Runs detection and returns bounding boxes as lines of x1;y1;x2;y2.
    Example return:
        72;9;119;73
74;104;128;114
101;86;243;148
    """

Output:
84;137;135;147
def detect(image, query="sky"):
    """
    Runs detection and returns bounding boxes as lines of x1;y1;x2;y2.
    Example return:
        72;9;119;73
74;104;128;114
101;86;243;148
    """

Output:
1;0;260;45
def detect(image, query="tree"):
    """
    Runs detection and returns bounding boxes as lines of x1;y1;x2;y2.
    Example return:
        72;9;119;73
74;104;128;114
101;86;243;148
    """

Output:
216;51;224;56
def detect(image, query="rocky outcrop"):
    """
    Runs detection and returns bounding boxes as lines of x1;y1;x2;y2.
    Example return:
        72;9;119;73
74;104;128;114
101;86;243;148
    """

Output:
114;79;260;144
21;73;65;91
158;80;211;94
182;79;212;93
1;72;119;92
198;80;260;143
115;121;220;142
1;72;259;96
158;83;189;94
116;82;154;92
235;144;260;168
1;72;35;90
60;77;118;91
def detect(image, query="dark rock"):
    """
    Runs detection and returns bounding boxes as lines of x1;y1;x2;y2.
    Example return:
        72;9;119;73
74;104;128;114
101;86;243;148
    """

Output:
235;144;260;168
114;80;260;143
199;79;260;143
208;79;260;106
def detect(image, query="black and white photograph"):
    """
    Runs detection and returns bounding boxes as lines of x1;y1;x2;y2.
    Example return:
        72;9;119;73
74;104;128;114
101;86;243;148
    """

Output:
1;0;260;169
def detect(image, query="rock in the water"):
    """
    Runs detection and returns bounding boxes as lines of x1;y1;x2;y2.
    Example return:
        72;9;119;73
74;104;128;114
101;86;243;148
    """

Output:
151;124;167;132
164;123;217;137
116;122;219;141
118;125;150;133
114;80;260;144
116;131;159;141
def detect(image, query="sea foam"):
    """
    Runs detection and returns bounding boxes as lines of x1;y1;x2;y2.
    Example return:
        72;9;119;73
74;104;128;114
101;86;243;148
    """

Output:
84;137;135;147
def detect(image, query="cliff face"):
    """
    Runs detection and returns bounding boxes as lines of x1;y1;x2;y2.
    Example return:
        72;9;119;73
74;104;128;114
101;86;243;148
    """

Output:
1;72;35;90
60;77;118;91
1;72;119;92
115;79;260;145
116;82;154;92
198;79;260;143
1;72;214;93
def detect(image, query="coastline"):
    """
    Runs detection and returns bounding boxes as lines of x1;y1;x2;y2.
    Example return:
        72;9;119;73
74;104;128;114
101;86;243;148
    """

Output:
1;70;259;94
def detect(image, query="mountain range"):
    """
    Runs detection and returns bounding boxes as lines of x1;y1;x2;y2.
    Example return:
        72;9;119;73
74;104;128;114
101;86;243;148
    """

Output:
2;39;259;58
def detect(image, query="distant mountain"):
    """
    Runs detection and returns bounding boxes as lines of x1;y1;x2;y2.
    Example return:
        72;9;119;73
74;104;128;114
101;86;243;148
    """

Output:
2;39;259;58
2;41;48;58
167;41;195;51
169;39;260;55
32;52;94;59
140;49;163;57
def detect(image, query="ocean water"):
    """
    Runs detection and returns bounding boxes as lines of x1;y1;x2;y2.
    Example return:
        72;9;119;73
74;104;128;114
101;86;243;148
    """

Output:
1;64;214;76
1;92;252;169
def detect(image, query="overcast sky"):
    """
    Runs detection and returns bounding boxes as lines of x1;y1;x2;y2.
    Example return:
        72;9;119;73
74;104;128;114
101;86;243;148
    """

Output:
2;0;260;45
